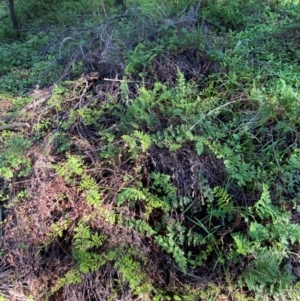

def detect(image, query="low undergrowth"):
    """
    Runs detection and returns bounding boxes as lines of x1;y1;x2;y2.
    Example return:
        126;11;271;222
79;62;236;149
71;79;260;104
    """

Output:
1;0;300;300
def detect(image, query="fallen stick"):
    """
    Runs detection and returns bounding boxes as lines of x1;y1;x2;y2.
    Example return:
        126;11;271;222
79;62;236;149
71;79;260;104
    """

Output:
0;122;30;131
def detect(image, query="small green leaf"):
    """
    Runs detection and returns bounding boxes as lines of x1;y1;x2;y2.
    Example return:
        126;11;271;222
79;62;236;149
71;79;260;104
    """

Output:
195;141;204;156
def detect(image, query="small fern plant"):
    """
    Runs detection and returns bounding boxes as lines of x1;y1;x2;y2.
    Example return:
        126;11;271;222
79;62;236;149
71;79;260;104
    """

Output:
113;247;152;295
0;135;32;179
231;184;300;293
72;222;107;273
122;130;152;159
117;186;170;220
79;175;101;207
54;154;101;207
54;153;84;185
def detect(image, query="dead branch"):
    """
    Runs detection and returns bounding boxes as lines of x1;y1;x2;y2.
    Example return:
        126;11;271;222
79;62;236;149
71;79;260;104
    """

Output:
0;123;30;131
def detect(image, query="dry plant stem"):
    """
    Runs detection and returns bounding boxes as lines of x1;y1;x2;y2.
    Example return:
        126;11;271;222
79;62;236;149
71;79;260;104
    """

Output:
188;99;241;132
104;78;150;83
0;122;30;131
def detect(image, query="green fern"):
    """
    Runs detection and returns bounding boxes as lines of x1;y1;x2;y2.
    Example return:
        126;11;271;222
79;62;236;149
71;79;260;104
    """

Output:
232;233;252;256
126;218;156;236
133;130;152;151
242;248;296;294
73;223;106;250
186;230;206;247
73;250;106;273
172;196;192;211
116;85;159;131
52;268;82;293
77;107;104;127
60;109;77;131
113;247;152;295
155;234;187;273
55;153;84;185
153;124;193;151
249;218;300;252
195;140;204;156
0;135;32;179
117;187;147;206
212;186;234;221
122;131;152;159
282;150;300;195
79;175;101;207
117;186;170;219
229;184;300;293
72;222;107;273
251;184;280;222
150;172;177;203
204;139;256;186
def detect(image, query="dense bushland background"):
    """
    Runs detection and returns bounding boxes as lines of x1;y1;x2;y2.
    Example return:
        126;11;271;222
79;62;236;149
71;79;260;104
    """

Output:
1;0;300;300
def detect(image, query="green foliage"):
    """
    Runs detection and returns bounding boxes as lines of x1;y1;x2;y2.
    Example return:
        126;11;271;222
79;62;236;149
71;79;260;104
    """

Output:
150;172;177;202
72;222;107;273
154;124;194;151
0;32;61;93
3;0;300;300
0;135;32;179
277;80;300;123
126;218;156;236
55;153;84;185
48;132;72;154
54;154;101;206
117;186;170;219
212;186;234;221
282;150;300;195
229;185;300;293
155;233;187;273
79;175;102;207
124;20;209;75
231;233;251;256
204;139;257;187
117;173;176;210
116;71;205;140
113;247;152;295
64;229;153;296
53;221;108;292
115;85;160;132
122;130;152;159
251;184;279;221
241;248;296;294
52;268;82;293
50;219;71;239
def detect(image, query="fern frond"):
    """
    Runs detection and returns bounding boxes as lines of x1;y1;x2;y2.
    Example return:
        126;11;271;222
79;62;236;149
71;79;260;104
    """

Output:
232;233;252;256
187;230;205;247
127;218;156;236
79;175;101;206
155;234;187;273
117;187;146;206
253;184;278;221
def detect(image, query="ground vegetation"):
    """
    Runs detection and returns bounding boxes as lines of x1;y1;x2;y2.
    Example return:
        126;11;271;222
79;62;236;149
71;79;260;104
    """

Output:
1;0;300;300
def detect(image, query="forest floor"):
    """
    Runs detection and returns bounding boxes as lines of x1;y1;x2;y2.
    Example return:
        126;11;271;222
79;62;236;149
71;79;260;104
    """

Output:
1;1;300;300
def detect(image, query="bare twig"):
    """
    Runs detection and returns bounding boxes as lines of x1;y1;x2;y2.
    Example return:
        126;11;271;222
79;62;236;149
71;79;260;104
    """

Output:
104;78;150;83
0;123;30;131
